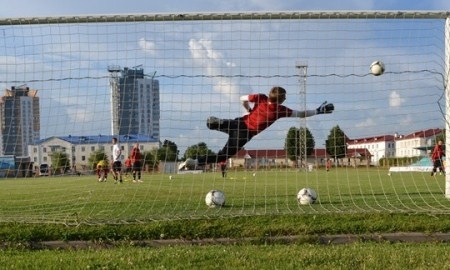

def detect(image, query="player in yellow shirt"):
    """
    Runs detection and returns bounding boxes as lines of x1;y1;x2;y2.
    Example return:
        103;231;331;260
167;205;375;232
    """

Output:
96;160;109;182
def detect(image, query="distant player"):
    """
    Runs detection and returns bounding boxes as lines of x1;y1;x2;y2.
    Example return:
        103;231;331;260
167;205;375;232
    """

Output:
431;140;445;176
96;159;108;182
124;158;132;178
130;143;143;183
219;161;227;178
326;159;332;172
111;137;123;183
197;86;334;165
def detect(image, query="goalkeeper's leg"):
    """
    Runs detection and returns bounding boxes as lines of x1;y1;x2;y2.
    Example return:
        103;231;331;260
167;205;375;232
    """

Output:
199;127;254;165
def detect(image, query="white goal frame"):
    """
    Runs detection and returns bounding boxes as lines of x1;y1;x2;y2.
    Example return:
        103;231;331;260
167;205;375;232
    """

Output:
1;11;450;223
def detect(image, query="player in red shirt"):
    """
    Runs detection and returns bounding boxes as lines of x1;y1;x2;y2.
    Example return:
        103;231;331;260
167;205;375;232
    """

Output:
130;143;143;183
197;86;334;165
124;158;132;177
431;140;445;176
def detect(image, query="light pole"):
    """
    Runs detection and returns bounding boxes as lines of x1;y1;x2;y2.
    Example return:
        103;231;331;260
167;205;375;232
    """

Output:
295;62;308;169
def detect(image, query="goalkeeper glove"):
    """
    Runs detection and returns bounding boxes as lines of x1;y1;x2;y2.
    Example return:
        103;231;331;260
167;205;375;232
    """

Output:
316;101;334;114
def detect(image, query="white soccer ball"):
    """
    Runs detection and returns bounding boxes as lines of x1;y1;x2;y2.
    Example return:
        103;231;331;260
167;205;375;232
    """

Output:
297;187;318;205
205;190;226;208
370;60;385;76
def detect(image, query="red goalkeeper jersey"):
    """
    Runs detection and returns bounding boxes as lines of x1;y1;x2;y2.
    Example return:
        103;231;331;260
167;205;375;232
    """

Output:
242;94;292;133
431;144;444;161
130;148;141;164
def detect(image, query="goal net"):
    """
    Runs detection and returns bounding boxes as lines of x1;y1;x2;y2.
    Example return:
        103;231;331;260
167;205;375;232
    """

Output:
0;11;449;224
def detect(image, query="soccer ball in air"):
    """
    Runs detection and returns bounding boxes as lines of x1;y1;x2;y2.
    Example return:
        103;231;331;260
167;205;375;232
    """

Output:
205;190;226;208
297;187;318;205
370;60;385;76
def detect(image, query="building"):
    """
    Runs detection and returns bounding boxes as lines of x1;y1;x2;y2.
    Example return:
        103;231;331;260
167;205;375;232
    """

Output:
108;66;160;140
344;128;443;165
229;148;332;169
230;149;289;169
394;128;442;157
347;135;395;165
28;134;160;171
0;86;40;157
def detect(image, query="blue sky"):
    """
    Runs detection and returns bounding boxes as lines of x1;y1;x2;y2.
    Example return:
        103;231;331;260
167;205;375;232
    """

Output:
0;1;449;155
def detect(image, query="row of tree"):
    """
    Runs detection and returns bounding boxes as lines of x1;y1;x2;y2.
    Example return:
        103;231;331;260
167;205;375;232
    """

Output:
285;125;346;163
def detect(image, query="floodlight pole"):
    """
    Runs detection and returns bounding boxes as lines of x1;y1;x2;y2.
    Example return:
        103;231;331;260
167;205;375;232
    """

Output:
296;61;308;170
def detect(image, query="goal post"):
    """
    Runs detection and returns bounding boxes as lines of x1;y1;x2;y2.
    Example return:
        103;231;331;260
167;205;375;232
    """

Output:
445;17;450;199
0;11;449;224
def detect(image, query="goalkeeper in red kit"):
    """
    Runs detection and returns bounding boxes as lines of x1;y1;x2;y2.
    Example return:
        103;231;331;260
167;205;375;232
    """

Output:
196;86;334;165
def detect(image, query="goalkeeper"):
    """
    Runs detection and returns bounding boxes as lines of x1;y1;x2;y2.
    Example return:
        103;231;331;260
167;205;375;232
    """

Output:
197;86;334;165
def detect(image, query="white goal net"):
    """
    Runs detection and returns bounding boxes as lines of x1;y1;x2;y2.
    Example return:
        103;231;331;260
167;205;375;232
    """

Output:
0;11;449;224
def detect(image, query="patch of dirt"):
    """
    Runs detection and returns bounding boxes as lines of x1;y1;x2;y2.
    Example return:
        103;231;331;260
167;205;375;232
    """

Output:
2;232;450;250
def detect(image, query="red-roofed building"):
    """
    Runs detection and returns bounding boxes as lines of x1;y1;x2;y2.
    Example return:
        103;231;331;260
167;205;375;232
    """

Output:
230;149;288;169
394;128;442;157
229;148;332;169
225;128;443;169
347;135;395;165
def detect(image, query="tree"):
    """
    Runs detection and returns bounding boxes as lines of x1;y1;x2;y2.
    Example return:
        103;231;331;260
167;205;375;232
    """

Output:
285;127;299;163
142;150;158;171
183;142;215;160
157;140;179;162
300;127;315;157
326;125;347;162
50;151;70;174
285;126;315;167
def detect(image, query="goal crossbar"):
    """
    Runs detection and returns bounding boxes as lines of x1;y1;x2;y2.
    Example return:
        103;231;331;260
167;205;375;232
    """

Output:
0;11;449;25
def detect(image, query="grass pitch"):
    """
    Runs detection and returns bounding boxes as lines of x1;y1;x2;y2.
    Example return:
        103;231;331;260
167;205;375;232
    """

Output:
0;168;448;224
1;169;450;268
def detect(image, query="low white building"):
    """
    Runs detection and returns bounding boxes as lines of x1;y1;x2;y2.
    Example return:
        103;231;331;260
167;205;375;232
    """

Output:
347;135;396;165
347;128;443;166
28;134;160;171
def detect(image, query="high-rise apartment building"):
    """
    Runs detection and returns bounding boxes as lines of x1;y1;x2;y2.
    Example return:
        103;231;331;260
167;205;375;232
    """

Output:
0;86;40;156
108;66;160;141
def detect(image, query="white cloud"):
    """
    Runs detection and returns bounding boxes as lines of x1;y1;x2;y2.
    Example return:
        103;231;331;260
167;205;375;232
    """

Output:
189;38;222;65
355;118;376;129
138;38;156;55
389;91;405;108
189;38;240;98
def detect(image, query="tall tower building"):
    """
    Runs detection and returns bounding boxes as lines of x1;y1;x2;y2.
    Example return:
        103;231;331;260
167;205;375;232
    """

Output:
108;66;160;140
0;86;40;156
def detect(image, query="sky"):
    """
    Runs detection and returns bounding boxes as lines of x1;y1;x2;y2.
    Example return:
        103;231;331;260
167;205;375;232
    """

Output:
0;0;449;155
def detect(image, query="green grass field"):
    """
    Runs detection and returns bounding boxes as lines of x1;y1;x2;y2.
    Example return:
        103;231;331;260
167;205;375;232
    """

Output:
2;168;450;269
0;168;448;224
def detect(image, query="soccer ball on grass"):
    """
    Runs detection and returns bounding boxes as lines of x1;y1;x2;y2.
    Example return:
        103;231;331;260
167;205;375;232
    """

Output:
297;187;318;205
370;60;385;76
205;190;226;208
